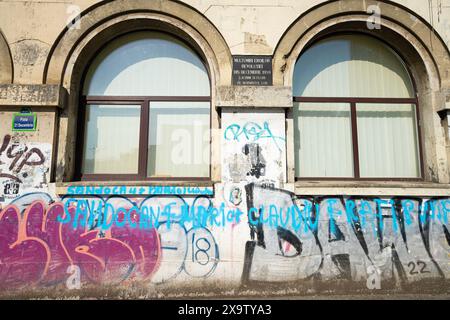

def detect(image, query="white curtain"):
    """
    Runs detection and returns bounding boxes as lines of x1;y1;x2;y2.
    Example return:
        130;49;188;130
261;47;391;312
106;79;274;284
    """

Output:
148;102;210;178
357;104;420;178
293;35;414;98
83;31;210;96
294;103;354;177
81;31;211;177
82;104;140;174
293;34;420;178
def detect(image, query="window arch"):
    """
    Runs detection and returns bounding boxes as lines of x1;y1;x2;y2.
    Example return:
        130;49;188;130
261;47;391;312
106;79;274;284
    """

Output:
293;34;422;179
77;31;211;180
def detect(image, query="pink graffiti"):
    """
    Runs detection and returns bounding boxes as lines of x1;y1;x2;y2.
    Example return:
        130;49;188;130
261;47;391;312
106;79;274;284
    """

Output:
0;205;49;289
0;201;161;290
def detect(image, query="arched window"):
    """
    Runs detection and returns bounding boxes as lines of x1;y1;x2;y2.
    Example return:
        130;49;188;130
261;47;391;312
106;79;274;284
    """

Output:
78;31;211;180
293;34;422;179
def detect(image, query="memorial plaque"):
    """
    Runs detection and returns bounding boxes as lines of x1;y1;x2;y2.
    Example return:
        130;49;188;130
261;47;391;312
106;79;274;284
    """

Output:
232;55;272;86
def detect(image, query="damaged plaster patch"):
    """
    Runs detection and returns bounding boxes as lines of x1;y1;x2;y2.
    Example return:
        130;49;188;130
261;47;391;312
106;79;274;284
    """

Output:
11;39;49;66
242;143;266;179
0;84;62;106
11;39;50;81
244;33;272;54
227;153;252;183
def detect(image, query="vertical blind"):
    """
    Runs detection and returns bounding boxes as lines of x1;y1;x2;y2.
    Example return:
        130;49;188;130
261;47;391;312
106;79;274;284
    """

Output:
82;104;141;174
83;32;210;96
293;35;420;178
148;102;210;178
81;31;211;177
295;102;354;177
356;104;420;178
293;35;414;98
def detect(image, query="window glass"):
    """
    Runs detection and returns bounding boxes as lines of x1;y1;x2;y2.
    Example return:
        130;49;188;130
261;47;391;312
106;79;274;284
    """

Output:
148;101;210;178
356;103;420;178
82;104;141;174
293;35;414;98
294;102;354;177
83;31;210;96
80;31;212;180
293;34;420;179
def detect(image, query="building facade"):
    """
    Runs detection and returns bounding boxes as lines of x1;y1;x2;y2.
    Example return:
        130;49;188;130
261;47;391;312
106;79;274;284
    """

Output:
0;0;449;296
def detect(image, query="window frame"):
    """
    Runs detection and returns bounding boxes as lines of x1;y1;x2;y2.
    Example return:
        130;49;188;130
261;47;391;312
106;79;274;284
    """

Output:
293;33;425;181
74;31;213;182
76;96;212;181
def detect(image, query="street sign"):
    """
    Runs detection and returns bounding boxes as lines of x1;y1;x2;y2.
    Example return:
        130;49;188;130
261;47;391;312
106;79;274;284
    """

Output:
12;112;37;131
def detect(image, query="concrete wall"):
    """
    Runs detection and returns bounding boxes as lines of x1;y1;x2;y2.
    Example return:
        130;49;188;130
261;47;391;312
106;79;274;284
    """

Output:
0;0;449;297
0;183;449;295
1;0;450;81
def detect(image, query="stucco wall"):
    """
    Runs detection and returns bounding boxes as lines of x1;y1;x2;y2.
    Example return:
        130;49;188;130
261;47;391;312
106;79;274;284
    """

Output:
0;0;450;83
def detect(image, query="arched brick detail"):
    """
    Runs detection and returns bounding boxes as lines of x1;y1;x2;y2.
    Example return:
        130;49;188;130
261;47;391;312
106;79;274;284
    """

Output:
0;30;13;83
45;0;231;182
273;0;449;89
44;0;232;89
274;0;450;184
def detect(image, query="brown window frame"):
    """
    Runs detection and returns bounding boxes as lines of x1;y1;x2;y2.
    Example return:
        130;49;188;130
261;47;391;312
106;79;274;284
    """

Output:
293;96;424;181
75;95;212;182
292;34;425;182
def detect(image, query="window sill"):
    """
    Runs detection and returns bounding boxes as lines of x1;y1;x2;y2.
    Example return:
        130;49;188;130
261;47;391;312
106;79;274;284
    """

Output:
293;180;450;197
55;180;216;197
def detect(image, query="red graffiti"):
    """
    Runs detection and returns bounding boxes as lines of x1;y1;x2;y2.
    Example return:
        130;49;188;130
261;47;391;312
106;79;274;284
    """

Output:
0;201;161;290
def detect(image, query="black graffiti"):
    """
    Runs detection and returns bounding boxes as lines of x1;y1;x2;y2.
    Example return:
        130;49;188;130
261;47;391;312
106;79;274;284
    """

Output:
3;181;20;196
242;143;266;179
241;183;450;286
0;135;45;183
407;261;430;275
332;254;352;280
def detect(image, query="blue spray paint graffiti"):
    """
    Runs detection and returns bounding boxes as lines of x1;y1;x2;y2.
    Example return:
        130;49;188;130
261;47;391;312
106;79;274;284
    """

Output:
67;185;214;196
241;184;450;287
59;196;449;234
224;122;285;152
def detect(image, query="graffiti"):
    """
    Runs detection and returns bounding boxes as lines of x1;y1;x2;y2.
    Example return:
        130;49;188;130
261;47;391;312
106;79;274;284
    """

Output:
138;195;219;284
229;186;243;206
3;180;20;196
56;194;449;234
0;194;220;289
241;184;450;288
407;261;430;275
0;201;160;289
222;112;286;187
242;143;266;178
67;185;214;196
0;134;45;183
59;197;245;231
0;135;51;203
224;122;285;152
0;183;449;292
184;228;219;278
